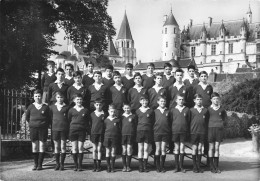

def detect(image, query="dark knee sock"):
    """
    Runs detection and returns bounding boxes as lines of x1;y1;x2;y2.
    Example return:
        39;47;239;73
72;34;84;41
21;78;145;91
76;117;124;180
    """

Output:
32;152;39;166
161;155;166;168
38;152;45;167
174;154;179;169
72;153;78;168
214;157;219;168
126;155;132;167
97;160;101;168
197;154;202;168
78;153;83;169
111;156;116;170
122;155;126;167
192;155;197;169
209;157;215;169
106;157;111;167
155;155;160;169
55;153;60;165
143;159;148;169
138;158;143;169
60;153;66;165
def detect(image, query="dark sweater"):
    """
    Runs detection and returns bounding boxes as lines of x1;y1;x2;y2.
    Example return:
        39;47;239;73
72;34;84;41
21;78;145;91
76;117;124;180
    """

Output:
183;79;200;88
121;114;137;135
82;74;95;88
102;77;115;89
208;106;227;128
148;87;167;109
194;84;213;108
49;104;70;131
136;108;154;131
26;104;50;128
171;107;190;134
67;85;87;104
128;87;148;112
88;84;109;110
121;76;135;90
110;86;128;110
68;107;90;131
162;75;176;89
190;107;208;134
41;72;56;92
47;82;69;104
142;74;155;90
104;117;121;138
153;109;171;135
168;84;189;109
64;77;74;87
184;79;200;108
90;112;106;135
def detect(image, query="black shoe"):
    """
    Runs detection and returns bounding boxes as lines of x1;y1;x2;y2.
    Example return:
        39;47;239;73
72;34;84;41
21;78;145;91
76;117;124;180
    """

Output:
161;167;166;173
173;167;180;173
60;164;64;171
54;164;60;171
126;166;132;172
37;165;43;171
32;164;37;171
181;168;186;173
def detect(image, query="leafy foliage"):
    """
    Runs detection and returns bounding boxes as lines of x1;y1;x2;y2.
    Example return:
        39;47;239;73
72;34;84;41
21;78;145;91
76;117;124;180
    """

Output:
213;77;239;96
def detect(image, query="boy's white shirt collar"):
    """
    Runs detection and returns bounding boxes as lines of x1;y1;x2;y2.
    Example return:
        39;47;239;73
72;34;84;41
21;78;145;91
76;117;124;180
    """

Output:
175;105;185;112
87;72;93;77
125;74;134;80
194;105;204;113
188;76;195;84
107;116;116;120
157;107;166;114
54;80;65;84
133;85;143;92
164;73;172;80
33;102;43;110
114;84;123;91
139;107;149;113
103;74;112;80
74;105;84;112
152;85;163;93
211;104;221;111
47;71;54;76
146;73;153;77
93;82;104;90
55;102;66;111
94;110;104;116
65;75;73;80
122;112;132;117
73;83;84;90
173;82;185;91
198;82;209;90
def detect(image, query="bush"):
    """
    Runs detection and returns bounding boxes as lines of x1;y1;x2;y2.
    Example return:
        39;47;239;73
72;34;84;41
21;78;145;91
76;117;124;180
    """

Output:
222;78;260;116
213;78;239;96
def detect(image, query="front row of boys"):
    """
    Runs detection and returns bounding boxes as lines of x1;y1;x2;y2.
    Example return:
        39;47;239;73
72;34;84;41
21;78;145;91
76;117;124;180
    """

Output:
26;86;226;174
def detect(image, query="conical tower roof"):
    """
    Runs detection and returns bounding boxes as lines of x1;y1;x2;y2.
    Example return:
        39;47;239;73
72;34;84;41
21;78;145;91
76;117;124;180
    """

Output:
247;4;252;14
117;11;133;40
163;10;179;26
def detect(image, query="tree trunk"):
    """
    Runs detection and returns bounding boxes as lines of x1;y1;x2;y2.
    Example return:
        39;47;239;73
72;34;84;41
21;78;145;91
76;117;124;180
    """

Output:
252;133;259;152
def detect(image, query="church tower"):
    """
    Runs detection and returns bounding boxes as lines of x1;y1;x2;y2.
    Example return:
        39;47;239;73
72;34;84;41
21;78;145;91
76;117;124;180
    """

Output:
246;4;252;24
162;8;180;61
115;11;136;65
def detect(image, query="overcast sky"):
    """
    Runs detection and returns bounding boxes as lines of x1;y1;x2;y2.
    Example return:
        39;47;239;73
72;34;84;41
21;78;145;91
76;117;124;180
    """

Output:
54;0;260;62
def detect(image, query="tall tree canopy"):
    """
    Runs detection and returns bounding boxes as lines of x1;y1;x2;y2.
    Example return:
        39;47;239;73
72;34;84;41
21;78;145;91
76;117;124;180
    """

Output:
0;0;115;88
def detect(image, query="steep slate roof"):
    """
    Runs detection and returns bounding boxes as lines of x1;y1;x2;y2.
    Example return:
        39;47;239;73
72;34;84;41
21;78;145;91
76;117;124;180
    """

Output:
163;11;179;26
104;39;119;57
117;11;133;40
74;46;85;55
56;51;71;59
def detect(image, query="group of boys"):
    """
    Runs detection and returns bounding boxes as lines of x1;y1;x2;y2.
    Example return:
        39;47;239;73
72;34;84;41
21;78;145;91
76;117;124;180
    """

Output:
26;60;226;174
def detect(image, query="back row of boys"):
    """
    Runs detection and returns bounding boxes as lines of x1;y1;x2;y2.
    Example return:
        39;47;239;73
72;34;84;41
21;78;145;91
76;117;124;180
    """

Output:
35;61;226;173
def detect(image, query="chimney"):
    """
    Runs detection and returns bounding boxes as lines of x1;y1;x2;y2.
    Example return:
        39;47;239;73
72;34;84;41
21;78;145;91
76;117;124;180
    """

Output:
208;17;212;27
189;19;193;27
163;15;167;23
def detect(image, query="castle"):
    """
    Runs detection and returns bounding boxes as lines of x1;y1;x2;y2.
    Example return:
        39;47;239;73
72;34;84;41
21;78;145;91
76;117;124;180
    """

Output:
162;5;260;73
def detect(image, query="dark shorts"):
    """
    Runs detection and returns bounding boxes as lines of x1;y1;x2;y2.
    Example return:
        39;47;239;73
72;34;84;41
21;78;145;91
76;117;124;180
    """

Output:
172;133;186;143
103;137;119;147
91;134;104;144
52;130;68;141
208;127;224;143
190;134;205;144
121;135;135;145
30;127;48;142
154;134;170;143
69;129;86;142
136;130;153;144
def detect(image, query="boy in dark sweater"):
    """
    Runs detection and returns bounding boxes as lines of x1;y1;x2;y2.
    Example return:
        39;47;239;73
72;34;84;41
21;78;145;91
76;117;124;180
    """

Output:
64;63;75;86
82;61;95;88
121;103;137;172
162;63;176;90
148;72;167;110
153;96;171;173
49;92;70;171
41;61;56;104
110;71;127;117
136;95;154;172
121;63;135;91
171;94;190;173
128;72;148;113
142;63;155;89
190;94;208;173
103;104;121;173
208;92;227;173
26;89;50;171
90;98;106;172
88;71;109;112
68;93;90;171
48;68;69;105
102;64;115;89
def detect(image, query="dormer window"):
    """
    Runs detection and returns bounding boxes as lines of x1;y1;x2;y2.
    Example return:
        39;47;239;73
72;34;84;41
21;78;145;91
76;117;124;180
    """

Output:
257;32;260;39
165;28;167;34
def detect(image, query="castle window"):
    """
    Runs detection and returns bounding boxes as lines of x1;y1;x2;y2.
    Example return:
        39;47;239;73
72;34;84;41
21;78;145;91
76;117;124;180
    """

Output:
165;53;166;56
121;41;123;47
127;42;129;48
211;44;216;55
166;42;168;48
191;47;196;57
175;42;177;48
257;44;260;52
174;28;176;34
257;32;260;39
165;28;167;34
228;58;233;62
211;59;216;63
228;43;233;54
257;55;260;63
242;64;247;68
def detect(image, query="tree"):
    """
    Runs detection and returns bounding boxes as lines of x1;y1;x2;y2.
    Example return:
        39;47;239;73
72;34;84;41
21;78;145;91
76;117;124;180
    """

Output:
0;0;115;88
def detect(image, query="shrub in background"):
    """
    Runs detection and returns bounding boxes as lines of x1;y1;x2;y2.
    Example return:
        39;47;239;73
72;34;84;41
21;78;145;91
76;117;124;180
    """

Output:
213;77;239;96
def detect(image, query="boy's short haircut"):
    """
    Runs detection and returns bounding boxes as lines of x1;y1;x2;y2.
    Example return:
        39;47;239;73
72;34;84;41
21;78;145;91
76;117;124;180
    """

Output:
47;61;55;66
211;92;220;98
199;71;208;77
94;98;103;104
72;93;83;100
113;71;121;77
175;68;184;74
187;65;196;71
108;104;116;110
94;71;102;76
73;71;82;78
65;63;74;70
164;62;172;69
86;61;94;66
139;94;149;101
33;89;43;95
123;102;130;107
125;63;133;69
56;67;65;74
176;93;185;99
134;72;142;79
194;93;203;99
157;95;166;101
155;72;163;78
147;63;155;68
105;64;114;71
55;91;64;98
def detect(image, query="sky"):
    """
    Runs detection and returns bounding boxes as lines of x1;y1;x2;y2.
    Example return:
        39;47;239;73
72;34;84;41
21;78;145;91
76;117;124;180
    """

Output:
53;0;260;62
